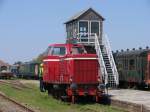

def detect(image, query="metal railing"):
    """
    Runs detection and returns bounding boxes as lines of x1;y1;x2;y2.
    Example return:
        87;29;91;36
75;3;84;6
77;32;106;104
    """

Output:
94;34;108;84
75;33;119;85
76;33;96;45
102;34;119;85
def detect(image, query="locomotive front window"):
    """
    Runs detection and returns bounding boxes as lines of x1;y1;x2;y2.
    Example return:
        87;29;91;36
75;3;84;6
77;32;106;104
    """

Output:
71;47;85;54
52;47;66;56
47;47;52;55
43;46;52;56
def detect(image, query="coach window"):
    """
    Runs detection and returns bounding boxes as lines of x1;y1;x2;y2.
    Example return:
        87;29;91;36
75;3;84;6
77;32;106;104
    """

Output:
124;59;128;70
129;59;135;70
118;62;123;71
52;47;66;56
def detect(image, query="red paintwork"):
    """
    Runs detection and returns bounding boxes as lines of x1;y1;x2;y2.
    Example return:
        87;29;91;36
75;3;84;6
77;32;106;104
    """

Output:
43;44;100;84
146;52;150;84
43;43;102;97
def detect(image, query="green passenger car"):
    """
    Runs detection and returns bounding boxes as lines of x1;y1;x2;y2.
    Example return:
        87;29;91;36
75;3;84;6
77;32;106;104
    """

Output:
114;48;150;88
18;62;40;79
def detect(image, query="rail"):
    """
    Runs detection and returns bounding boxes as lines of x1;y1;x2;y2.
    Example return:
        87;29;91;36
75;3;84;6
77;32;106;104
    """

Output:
0;92;35;112
0;80;35;111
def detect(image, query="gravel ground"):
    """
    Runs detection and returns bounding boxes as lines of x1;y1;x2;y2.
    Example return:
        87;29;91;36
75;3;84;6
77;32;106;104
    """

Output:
109;89;150;108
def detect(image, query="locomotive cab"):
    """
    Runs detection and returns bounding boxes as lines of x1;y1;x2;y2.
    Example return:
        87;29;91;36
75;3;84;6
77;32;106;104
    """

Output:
42;44;104;103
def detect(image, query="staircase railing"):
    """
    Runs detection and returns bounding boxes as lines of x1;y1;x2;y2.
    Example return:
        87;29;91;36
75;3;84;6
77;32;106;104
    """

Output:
75;32;118;85
76;33;95;45
102;34;119;85
94;34;108;84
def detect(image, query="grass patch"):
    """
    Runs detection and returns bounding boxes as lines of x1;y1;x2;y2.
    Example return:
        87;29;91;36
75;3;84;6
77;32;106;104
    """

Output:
0;80;126;112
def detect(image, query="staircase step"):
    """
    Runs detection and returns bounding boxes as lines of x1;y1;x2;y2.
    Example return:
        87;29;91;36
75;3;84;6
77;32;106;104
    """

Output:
103;59;109;61
105;62;110;64
106;68;112;70
98;43;118;88
103;55;108;57
106;67;112;69
102;54;108;57
103;58;109;60
107;69;112;71
106;66;112;68
105;63;111;66
105;64;111;66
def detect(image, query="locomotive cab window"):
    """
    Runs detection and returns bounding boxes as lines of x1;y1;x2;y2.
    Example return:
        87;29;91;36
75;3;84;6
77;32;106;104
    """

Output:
129;59;135;70
44;46;52;56
71;47;85;54
52;47;66;56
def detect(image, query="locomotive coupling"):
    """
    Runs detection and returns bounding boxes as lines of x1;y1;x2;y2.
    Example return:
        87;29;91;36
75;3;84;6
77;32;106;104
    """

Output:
97;84;105;91
70;83;78;90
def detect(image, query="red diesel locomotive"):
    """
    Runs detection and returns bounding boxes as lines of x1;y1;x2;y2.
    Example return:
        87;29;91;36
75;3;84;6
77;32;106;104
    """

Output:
42;44;105;103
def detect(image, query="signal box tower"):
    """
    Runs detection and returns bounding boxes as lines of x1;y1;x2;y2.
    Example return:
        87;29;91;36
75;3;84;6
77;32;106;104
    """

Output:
65;8;119;87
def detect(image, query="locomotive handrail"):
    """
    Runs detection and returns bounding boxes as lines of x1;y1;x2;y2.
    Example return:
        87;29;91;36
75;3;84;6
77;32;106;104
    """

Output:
102;34;119;85
94;33;108;84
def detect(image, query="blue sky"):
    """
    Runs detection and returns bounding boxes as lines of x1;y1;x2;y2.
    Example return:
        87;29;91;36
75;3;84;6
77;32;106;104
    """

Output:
0;0;150;64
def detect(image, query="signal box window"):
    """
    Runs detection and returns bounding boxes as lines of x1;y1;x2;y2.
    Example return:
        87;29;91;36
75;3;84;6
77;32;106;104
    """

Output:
71;47;85;54
129;59;135;70
123;59;128;70
52;47;66;56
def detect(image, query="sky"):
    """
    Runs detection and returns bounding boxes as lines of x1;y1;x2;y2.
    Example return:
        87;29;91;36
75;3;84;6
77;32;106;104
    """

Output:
0;0;150;64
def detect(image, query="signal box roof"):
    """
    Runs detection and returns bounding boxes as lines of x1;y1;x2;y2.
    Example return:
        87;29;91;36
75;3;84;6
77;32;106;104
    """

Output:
65;8;105;24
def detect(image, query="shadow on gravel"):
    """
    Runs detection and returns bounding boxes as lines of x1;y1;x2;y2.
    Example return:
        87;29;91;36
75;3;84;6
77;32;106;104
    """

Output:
74;94;111;105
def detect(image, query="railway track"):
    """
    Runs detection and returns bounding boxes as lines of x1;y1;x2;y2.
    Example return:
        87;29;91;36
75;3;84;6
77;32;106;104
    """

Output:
0;92;35;112
0;80;35;112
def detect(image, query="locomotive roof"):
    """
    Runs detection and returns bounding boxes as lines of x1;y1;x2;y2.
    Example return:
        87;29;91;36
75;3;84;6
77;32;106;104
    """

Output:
48;43;83;47
114;49;150;56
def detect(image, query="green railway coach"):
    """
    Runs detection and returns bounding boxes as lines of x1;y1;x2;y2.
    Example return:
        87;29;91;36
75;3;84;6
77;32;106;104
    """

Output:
114;47;150;89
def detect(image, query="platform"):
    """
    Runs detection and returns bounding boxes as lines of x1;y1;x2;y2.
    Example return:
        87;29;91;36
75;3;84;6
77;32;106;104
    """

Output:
109;89;150;112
